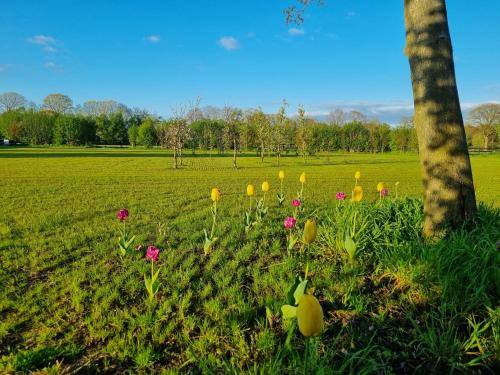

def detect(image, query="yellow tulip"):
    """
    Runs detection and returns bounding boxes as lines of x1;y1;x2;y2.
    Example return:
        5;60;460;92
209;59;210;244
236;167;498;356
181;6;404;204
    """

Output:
395;181;400;186
354;171;361;180
300;172;306;184
246;184;255;196
297;294;323;337
279;170;285;180
377;182;384;192
262;181;270;193
352;186;363;202
303;219;317;245
210;188;221;202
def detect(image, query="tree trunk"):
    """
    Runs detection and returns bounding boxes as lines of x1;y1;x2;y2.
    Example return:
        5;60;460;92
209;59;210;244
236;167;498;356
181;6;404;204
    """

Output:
404;0;476;237
173;148;178;169
233;140;237;168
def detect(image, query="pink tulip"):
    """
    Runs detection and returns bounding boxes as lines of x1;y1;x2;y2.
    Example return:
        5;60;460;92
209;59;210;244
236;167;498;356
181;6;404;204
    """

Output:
335;192;346;200
117;208;129;221
284;217;297;229
292;199;301;207
381;188;389;197
146;246;159;262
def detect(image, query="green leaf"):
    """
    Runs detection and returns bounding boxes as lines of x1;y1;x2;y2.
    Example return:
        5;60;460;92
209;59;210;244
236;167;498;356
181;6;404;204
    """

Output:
286;276;300;305
293;279;308;305
281;305;297;320
344;235;357;261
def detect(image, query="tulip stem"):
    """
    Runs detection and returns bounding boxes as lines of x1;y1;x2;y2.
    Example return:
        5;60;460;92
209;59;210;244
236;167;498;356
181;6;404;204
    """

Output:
303;337;310;375
210;201;217;239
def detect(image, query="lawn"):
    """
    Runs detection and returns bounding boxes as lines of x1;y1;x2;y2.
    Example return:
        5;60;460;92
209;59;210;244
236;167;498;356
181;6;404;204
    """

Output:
1;147;499;373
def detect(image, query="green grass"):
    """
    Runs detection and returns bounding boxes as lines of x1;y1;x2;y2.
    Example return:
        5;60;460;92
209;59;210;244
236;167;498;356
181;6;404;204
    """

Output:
1;146;499;373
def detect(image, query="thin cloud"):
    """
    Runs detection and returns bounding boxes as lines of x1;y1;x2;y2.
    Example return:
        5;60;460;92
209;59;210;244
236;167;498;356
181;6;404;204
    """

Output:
43;46;57;53
218;36;240;50
27;35;59;53
288;27;305;36
44;61;63;73
346;11;356;19
246;32;256;38
146;35;161;43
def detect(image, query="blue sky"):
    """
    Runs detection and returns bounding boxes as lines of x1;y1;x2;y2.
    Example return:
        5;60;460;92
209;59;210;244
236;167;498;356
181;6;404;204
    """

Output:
1;0;499;123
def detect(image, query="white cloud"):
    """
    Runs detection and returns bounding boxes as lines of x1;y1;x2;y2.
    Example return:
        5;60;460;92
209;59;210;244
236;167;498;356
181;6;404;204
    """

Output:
44;61;63;73
304;100;500;125
288;27;305;36
146;35;160;43
27;35;55;46
43;46;57;53
218;36;240;50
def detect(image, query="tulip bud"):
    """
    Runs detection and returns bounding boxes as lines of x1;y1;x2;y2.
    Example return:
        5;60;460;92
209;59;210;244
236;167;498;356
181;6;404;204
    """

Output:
352;186;363;202
279;170;285;180
303;219;317;245
262;181;270;193
211;188;221;202
355;171;361;180
297;294;323;337
247;184;255;196
377;182;384;192
299;172;306;184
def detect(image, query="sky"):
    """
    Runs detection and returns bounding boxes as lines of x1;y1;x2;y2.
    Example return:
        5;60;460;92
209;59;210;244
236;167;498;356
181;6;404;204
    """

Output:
1;0;499;124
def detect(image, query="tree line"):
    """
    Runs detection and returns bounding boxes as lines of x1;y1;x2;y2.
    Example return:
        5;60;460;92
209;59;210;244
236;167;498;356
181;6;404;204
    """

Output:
1;92;498;165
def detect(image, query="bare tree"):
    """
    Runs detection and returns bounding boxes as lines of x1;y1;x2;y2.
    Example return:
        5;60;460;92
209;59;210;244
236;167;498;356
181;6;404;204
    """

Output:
43;93;73;114
249;109;270;162
467;103;500;149
222;106;242;168
0;92;26;112
272;100;288;166
349;110;368;124
296;105;310;164
328;108;345;126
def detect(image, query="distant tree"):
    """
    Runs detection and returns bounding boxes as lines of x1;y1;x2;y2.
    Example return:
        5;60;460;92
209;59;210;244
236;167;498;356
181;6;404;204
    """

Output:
249;109;270;162
343;122;369;152
128;125;139;147
296;105;311;163
0;92;26;112
95;115;113;146
138;118;158;147
377;123;392;152
43;94;73;114
467;103;500;149
54;115;80;145
272;100;288;165
328;108;346;126
223;106;242;168
158;118;191;168
20;110;56;144
0;110;24;140
349;110;368;124
82;100;129;118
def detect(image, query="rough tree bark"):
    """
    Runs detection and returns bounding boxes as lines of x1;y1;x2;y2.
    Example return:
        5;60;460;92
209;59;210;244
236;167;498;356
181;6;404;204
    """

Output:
404;0;476;237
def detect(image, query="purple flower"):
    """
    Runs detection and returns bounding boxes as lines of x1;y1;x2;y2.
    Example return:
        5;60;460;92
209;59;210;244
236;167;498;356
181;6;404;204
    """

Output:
117;208;129;221
292;199;301;207
335;192;346;201
284;217;297;229
146;246;159;262
381;188;389;197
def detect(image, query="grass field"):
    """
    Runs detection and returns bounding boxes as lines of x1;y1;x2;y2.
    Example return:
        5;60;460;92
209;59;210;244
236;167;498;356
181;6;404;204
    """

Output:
1;147;499;373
